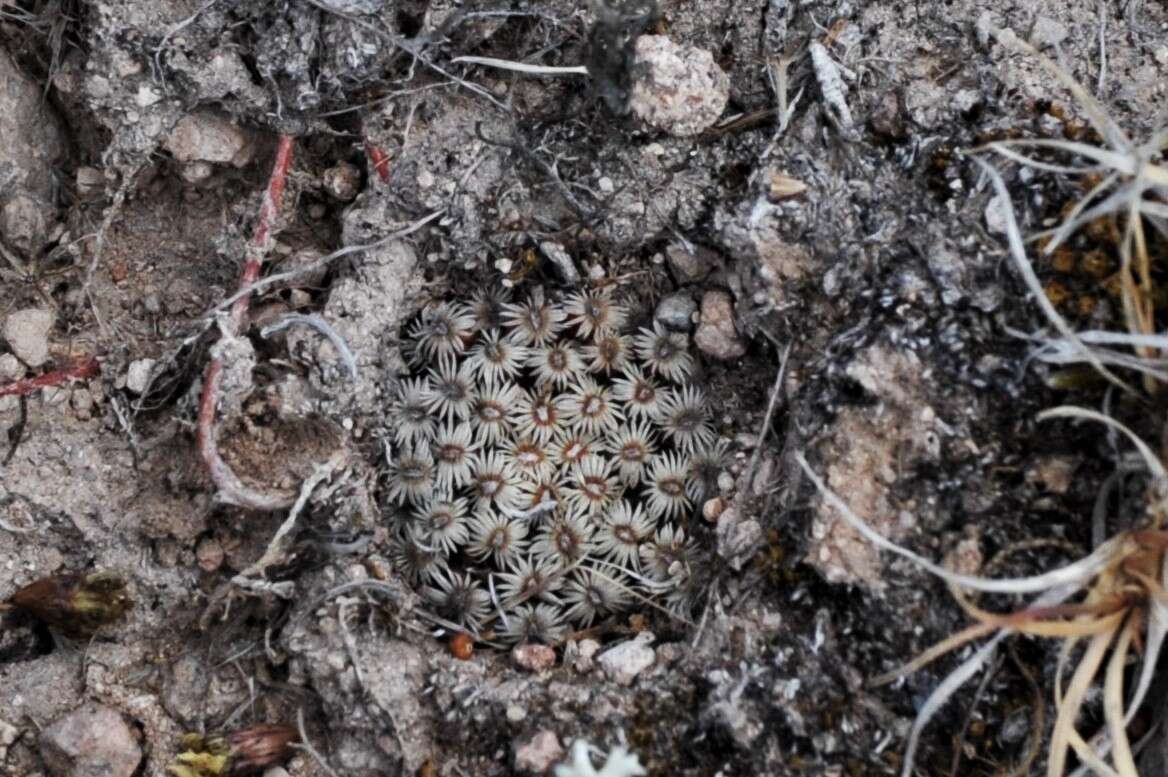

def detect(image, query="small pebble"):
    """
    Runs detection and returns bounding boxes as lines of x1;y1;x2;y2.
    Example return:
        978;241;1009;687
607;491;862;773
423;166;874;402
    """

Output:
181;161;214;184
165;110;256;167
3;307;54;367
597;632;655;686
629;35;730;136
514;730;563;774
0;353;22;381
124;358;156;395
985;193;1009;235
322;161;361;201
539;242;580;284
0;718;18;762
39;704;142;777
702;497;725;523
511;643;556;673
570;638;601;673
717;472;735;494
665;244;711;282
70;388;95;420
694;290;746;360
654;292;697;332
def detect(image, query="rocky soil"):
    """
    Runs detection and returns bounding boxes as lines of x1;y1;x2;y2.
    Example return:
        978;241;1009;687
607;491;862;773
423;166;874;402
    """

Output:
2;1;1167;776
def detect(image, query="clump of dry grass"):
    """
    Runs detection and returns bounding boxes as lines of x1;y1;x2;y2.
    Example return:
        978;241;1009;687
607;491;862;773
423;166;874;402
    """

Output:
977;27;1168;394
800;412;1168;777
799;25;1168;777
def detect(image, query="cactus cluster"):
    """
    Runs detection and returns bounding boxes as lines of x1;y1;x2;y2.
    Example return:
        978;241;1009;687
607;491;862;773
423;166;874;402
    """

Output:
385;284;725;642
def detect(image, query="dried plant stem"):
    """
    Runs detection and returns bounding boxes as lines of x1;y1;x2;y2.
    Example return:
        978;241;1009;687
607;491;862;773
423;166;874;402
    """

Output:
364;141;391;181
196;135;294;510
0;355;100;398
451;55;589;76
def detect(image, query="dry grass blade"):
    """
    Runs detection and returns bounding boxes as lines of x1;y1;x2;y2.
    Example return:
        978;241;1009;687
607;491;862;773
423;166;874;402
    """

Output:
990;27;1130;151
1103;617;1139;777
795;451;1125;595
797;401;1168;777
1051;629;1119;777
970;156;1132;394
1037;407;1168;484
975;26;1168;392
868;622;996;686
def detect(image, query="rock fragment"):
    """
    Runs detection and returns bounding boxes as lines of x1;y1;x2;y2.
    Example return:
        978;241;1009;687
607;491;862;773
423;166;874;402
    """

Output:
694;291;745;360
597;632;655;685
654;292;697;332
195;536;226;573
39;705;142;777
0;718;18;761
629;35;729;136
3;307;55;367
165;110;257;168
514;730;564;774
568;638;601;673
0;49;65;188
716;505;762;572
322;161;361;201
512;643;557;673
1;194;48;253
124;358;156;395
665;244;714;282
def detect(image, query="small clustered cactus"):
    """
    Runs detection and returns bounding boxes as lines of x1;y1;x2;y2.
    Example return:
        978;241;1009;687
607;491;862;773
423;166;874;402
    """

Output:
385;284;727;643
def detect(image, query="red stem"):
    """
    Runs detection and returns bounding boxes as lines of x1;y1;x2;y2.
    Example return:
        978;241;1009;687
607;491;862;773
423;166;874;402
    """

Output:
196;135;296;510
365;141;391;182
0;356;100;398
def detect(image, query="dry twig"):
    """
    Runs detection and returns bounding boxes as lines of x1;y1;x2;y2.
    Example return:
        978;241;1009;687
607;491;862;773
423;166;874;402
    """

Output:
0;356;100;399
196;136;295;510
